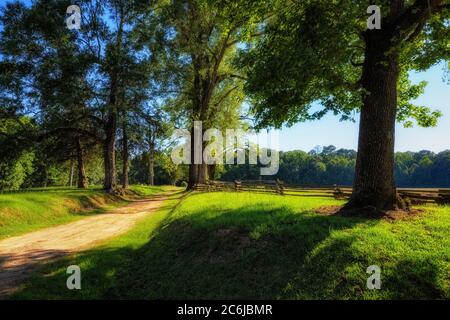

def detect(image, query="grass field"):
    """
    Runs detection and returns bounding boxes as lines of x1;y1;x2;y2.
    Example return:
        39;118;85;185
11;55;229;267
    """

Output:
0;185;167;239
11;191;450;299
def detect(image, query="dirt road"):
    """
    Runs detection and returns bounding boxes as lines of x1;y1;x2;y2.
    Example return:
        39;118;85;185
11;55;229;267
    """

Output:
0;191;173;297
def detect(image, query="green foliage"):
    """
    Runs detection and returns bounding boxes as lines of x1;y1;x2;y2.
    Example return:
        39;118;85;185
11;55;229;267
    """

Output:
395;150;450;187
220;145;450;188
133;0;266;132
0;150;34;190
129;151;187;185
239;0;449;129
221;146;356;185
0;117;36;189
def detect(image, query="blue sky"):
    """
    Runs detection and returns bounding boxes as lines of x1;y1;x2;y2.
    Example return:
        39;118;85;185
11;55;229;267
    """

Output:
278;63;450;152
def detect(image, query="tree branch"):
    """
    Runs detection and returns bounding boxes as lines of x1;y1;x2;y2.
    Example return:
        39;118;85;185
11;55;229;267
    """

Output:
390;0;445;42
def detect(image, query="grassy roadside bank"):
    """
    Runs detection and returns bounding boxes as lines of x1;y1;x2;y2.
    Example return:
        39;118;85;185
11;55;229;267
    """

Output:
0;185;169;240
12;189;187;299
12;191;450;299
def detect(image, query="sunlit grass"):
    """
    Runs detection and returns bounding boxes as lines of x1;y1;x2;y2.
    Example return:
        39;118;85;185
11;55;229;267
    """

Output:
13;191;450;299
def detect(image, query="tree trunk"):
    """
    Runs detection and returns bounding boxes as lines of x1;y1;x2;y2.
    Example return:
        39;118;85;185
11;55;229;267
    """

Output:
197;163;208;184
346;0;446;213
148;148;155;186
349;29;405;211
122;120;129;189
187;125;198;189
187;164;198;189
208;164;216;181
69;160;74;187
103;11;122;193
76;136;88;189
187;123;208;189
103;112;117;193
43;166;48;188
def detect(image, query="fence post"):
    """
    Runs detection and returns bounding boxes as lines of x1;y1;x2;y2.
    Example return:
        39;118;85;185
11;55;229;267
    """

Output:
276;179;284;195
234;180;240;192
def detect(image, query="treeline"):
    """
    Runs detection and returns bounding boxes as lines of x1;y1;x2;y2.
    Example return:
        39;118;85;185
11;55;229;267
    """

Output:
1;0;448;203
0;134;185;190
219;146;450;188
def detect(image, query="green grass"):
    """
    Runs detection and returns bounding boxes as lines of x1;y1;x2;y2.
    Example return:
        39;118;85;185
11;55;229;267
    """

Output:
11;191;450;299
0;185;168;240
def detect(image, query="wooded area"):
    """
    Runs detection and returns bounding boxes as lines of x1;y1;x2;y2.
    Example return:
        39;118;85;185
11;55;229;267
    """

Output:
1;0;449;214
0;0;450;301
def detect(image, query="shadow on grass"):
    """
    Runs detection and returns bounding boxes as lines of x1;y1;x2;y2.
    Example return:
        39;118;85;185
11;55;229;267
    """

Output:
10;196;447;300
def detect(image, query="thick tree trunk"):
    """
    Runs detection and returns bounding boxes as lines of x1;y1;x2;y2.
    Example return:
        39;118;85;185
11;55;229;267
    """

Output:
349;30;405;211
187;122;208;189
122;120;129;189
187;125;198;189
76;136;88;189
188;164;207;188
346;0;446;213
187;164;198;189
208;164;216;181
103;112;117;193
197;163;208;184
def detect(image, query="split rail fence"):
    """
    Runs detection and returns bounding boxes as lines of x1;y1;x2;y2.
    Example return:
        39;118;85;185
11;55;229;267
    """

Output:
193;180;450;205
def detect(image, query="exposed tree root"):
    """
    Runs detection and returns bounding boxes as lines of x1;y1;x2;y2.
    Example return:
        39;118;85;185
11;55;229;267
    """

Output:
315;195;424;221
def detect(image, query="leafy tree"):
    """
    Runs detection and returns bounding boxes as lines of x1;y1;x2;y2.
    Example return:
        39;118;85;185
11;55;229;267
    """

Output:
135;0;269;188
0;0;101;188
239;0;449;212
0;0;158;192
0;118;36;190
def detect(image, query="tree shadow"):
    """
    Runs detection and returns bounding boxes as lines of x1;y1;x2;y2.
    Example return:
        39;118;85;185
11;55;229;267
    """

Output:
9;197;447;300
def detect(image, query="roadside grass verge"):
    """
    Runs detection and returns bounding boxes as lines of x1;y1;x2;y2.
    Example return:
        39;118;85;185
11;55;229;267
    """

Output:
0;185;168;240
12;192;450;299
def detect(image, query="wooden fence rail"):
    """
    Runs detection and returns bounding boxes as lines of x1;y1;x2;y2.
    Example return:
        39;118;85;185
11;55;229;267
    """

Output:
2;181;449;205
193;180;450;205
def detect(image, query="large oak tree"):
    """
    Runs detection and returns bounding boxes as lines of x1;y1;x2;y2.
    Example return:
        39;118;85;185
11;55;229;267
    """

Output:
240;0;449;212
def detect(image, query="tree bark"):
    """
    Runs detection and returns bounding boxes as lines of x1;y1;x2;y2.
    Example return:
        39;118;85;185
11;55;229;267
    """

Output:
197;163;208;184
43;166;48;188
187;125;199;189
347;0;446;213
187;144;208;188
69;160;74;187
76;136;88;189
122;119;129;189
103;112;117;192
208;164;216;181
148;146;155;186
349;29;402;211
103;6;122;193
187;163;198;189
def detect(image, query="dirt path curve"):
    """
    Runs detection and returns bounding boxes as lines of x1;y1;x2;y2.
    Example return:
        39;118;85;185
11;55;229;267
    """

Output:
0;191;176;297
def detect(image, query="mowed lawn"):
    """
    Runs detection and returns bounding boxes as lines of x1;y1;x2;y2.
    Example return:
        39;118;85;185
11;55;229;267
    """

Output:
12;191;450;299
0;185;167;239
